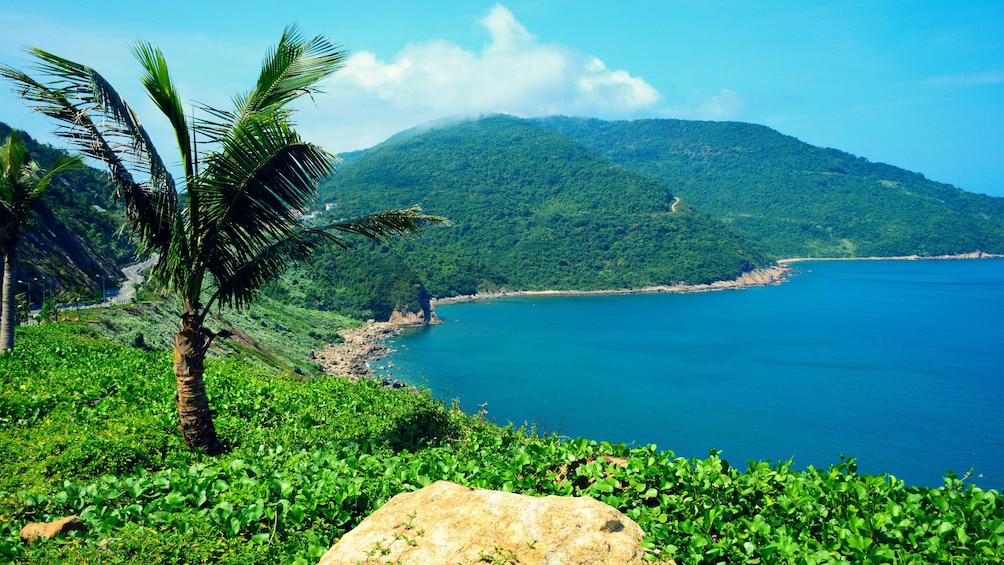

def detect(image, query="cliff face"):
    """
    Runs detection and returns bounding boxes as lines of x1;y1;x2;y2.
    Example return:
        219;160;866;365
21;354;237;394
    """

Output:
9;205;123;300
387;283;442;326
1;121;129;299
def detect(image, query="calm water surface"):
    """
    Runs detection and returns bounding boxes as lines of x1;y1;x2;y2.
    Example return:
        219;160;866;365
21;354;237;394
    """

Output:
377;259;1004;489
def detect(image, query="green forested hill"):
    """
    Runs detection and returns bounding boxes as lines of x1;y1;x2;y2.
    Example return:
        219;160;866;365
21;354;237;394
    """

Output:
315;115;767;298
266;245;431;321
535;116;1004;258
0;121;131;299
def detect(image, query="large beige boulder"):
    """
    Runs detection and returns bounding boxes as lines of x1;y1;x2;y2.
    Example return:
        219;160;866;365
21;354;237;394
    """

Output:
319;481;648;564
19;515;85;543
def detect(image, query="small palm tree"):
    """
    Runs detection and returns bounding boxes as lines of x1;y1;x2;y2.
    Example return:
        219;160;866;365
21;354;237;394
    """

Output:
0;130;83;351
1;27;441;454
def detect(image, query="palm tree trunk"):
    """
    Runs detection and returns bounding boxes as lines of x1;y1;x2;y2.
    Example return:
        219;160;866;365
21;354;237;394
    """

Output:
172;311;224;455
1;245;17;352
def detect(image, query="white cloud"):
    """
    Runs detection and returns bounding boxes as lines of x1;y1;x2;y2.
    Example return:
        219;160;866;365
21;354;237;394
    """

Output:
695;89;743;120
304;4;663;152
658;88;744;122
578;57;662;110
3;4;739;158
480;4;536;51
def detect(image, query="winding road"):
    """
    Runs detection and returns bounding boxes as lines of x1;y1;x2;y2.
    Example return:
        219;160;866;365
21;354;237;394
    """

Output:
49;255;157;315
108;255;157;305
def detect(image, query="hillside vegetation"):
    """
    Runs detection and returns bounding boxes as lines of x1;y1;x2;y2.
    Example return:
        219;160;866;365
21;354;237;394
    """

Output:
0;121;131;299
2;324;1002;564
536;116;1004;259
266;244;431;322
11;114;1003;314
80;293;358;377
315;115;768;298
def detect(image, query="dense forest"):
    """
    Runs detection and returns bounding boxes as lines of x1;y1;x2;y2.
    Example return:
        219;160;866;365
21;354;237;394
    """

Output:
307;115;767;301
266;243;430;321
535;116;1004;258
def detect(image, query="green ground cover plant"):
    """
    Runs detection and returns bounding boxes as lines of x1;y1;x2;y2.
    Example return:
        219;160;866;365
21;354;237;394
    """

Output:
2;324;1001;564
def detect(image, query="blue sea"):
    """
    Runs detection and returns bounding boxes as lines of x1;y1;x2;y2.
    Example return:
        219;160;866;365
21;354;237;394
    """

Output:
376;259;1004;489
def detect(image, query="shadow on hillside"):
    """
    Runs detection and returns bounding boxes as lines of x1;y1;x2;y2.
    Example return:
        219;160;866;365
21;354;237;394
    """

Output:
383;404;462;452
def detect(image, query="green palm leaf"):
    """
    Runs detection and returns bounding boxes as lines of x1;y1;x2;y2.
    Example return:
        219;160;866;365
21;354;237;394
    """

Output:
132;41;193;179
319;206;448;248
0;50;180;258
198;25;347;143
247;25;348;114
206;230;327;310
0;131;84;238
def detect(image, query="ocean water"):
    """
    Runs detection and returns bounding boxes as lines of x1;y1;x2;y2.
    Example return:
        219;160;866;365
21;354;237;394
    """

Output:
377;259;1004;489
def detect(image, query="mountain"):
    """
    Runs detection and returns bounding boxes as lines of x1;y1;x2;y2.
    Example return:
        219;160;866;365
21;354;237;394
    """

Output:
534;116;1004;258
12;111;1002;319
0;121;131;301
314;115;768;299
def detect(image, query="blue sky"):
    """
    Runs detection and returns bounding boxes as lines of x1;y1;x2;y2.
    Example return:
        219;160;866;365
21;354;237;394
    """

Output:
1;1;1001;196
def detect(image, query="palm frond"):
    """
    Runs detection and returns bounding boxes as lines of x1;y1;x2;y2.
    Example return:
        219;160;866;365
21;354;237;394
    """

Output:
196;25;347;142
0;131;83;241
248;25;348;114
318;206;448;247
0;131;31;207
0;132;32;238
132;41;193;179
0;49;181;259
204;229;330;312
200;121;328;226
32;153;85;193
180;115;333;307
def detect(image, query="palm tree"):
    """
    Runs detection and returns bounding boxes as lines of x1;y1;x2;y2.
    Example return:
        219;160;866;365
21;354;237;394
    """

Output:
0;130;83;351
1;27;441;454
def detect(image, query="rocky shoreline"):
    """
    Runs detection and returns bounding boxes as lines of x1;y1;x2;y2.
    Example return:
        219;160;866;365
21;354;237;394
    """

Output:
433;264;792;305
312;265;791;378
311;322;403;380
777;250;1002;265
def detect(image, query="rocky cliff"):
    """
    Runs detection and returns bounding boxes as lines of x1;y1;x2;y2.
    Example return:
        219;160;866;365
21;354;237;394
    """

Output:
5;205;123;301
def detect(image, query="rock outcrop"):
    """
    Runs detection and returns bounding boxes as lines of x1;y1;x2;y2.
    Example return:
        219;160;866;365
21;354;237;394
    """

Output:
313;291;440;378
388;283;442;326
312;323;397;377
387;307;441;326
318;481;650;564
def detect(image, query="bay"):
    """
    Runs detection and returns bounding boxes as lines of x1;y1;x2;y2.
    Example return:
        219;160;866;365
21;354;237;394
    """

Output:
377;259;1004;489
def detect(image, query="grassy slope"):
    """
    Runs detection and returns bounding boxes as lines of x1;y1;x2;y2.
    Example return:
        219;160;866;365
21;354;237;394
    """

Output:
73;293;358;376
2;324;1001;564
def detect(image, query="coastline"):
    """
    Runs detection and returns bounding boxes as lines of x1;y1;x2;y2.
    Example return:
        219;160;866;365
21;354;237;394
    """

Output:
312;321;403;381
777;250;1002;266
315;251;1000;378
433;250;1002;306
433;265;792;305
